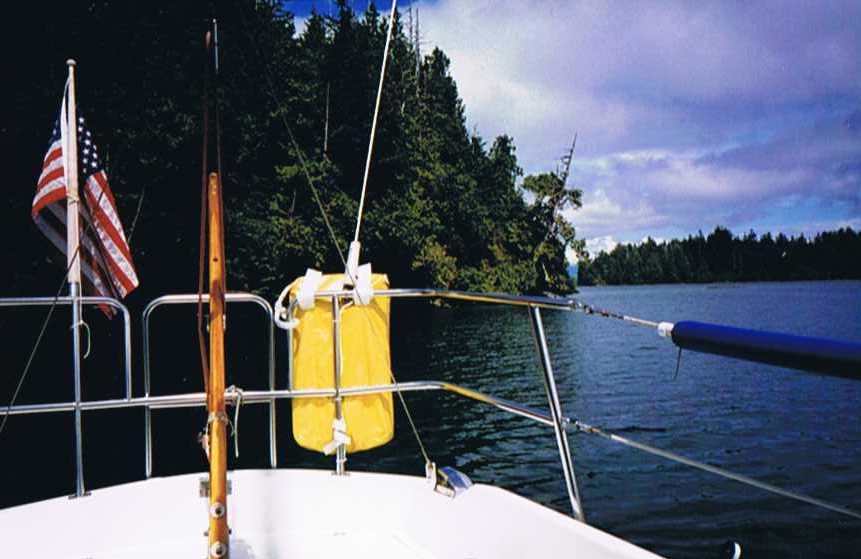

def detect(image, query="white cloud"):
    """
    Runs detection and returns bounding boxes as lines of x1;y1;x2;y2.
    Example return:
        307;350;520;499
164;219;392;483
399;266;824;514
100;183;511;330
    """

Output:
408;1;861;244
584;235;619;257
563;187;668;239
418;0;861;165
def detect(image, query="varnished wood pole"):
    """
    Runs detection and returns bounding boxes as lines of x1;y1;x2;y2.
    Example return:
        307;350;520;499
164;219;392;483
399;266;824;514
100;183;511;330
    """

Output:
207;172;229;558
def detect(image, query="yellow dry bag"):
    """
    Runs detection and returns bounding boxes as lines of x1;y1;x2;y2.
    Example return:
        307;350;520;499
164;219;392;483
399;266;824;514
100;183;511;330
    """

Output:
288;273;394;453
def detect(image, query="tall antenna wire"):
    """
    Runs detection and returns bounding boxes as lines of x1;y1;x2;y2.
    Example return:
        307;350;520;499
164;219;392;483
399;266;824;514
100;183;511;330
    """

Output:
353;0;398;244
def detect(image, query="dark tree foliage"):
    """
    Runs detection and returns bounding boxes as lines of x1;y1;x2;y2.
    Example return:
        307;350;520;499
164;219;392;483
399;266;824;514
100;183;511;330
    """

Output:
578;227;861;285
3;0;580;305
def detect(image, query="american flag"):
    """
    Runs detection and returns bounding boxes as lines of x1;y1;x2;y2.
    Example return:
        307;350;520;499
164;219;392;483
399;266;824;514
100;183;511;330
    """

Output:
32;105;139;314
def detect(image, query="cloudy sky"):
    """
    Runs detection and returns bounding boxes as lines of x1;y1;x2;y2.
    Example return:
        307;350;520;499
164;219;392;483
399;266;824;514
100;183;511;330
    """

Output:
293;1;860;256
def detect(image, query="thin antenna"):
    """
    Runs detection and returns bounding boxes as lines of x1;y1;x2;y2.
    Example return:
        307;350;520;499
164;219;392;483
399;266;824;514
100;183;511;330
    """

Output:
353;0;398;245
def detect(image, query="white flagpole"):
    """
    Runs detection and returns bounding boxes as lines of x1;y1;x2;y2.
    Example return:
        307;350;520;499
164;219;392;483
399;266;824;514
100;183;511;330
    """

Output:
65;58;86;498
65;60;81;286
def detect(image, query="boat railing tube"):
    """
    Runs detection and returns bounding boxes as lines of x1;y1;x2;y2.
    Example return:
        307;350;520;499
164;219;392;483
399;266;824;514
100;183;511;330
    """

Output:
670;320;861;380
142;292;277;477
2;378;859;520
279;288;578;317
0;295;132;498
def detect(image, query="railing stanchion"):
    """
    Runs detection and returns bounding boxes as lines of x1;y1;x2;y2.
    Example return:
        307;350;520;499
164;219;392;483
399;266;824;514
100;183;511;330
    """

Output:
332;295;347;475
70;284;86;498
121;306;132;401
142;302;154;478
141;292;277;476
268;304;277;469
528;305;585;522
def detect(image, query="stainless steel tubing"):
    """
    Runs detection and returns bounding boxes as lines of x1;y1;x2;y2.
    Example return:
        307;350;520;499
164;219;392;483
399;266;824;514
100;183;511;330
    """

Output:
285;289;578;315
266;297;277;469
528;305;585;522
332;296;346;475
142;292;277;477
0;294;133;498
0;296;133;402
70;284;85;498
0;378;562;425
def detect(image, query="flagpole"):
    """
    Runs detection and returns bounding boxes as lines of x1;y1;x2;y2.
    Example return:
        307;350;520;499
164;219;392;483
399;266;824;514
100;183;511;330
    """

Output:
65;58;86;498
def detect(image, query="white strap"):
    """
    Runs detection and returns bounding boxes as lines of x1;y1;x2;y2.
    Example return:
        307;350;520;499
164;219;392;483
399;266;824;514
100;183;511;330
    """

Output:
345;241;361;286
352;263;374;306
297;268;323;310
323;417;351;455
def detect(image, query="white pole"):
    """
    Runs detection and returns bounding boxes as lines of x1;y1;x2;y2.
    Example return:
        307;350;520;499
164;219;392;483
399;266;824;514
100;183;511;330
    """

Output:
65;59;86;498
66;60;81;286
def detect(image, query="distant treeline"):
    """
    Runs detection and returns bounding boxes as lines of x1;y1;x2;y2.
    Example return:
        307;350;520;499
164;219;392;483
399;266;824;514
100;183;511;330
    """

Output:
578;227;861;285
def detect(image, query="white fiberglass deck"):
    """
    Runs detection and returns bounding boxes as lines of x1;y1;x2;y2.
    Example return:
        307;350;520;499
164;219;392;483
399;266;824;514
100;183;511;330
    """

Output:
0;469;662;558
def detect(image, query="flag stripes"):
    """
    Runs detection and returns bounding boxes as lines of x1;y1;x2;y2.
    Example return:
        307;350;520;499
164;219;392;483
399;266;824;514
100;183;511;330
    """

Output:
31;101;139;315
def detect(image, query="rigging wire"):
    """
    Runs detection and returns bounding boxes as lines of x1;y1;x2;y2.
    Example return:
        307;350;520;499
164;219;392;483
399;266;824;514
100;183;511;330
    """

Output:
0;278;69;438
126;184;146;243
0;189;112;438
575;301;662;329
2;76;121;437
336;0;435;468
391;366;432;465
573;419;861;521
354;0;398;243
236;4;348;270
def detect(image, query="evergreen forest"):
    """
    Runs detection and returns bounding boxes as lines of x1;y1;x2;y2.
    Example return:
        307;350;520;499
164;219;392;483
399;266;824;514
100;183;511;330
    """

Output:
2;1;581;303
578;227;861;286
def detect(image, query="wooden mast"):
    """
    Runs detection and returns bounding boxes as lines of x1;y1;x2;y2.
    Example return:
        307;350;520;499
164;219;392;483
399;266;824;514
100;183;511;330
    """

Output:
207;171;229;558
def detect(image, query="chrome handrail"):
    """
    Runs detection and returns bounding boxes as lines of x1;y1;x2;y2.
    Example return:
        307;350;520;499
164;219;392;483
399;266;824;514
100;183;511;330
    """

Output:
3;290;859;523
276;287;583;518
142;292;277;477
280;288;577;319
0;296;133;399
4;377;858;521
528;306;585;521
0;380;551;421
2;289;582;517
0;295;132;497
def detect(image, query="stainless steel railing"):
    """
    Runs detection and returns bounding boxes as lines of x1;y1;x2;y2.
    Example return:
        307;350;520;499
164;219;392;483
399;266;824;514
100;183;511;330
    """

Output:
142;293;277;477
0;296;133;399
0;288;584;519
4;288;858;523
275;287;584;519
0;296;132;497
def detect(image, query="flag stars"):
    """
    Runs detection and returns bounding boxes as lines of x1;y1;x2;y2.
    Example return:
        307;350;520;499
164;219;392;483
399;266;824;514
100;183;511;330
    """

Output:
35;106;138;305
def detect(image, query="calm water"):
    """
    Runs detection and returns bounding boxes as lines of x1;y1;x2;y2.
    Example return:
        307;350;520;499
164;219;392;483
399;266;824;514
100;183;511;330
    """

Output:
1;281;860;557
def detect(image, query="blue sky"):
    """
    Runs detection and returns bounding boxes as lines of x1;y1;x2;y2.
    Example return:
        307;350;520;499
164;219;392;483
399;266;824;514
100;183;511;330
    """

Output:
288;1;860;256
